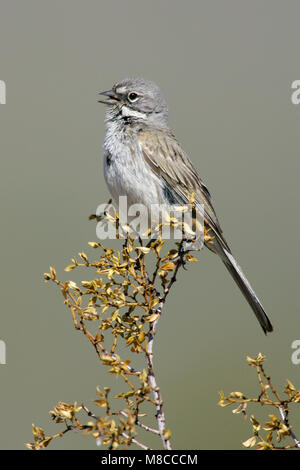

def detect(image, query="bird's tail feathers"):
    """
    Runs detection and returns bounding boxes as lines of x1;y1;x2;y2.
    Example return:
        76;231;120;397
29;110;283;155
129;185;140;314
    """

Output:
220;248;273;334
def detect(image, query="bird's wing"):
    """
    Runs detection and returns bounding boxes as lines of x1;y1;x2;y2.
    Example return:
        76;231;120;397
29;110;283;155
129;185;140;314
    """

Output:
139;129;273;334
139;128;230;252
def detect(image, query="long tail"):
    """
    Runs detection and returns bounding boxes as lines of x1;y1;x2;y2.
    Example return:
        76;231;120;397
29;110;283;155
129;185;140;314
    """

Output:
220;248;273;334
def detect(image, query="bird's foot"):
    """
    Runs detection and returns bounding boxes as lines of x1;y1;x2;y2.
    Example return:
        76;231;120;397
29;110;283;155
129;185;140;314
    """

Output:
176;239;189;270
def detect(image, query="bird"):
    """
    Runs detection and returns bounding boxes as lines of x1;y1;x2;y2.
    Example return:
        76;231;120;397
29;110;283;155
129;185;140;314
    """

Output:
98;77;273;334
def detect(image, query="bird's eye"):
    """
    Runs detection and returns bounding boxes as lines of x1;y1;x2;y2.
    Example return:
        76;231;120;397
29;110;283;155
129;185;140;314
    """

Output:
128;92;139;102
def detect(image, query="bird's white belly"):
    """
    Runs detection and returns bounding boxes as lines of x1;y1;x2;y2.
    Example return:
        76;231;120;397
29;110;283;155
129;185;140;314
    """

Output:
102;130;198;240
104;147;164;216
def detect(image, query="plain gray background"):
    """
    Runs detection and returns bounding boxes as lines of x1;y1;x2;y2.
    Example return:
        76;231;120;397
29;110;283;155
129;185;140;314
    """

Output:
0;0;299;449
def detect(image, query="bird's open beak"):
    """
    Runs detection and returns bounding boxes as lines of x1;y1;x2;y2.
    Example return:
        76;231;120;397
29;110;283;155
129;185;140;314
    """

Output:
98;90;120;105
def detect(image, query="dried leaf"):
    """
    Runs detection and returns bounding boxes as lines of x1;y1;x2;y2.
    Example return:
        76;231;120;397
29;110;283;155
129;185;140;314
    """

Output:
242;436;257;448
160;262;175;271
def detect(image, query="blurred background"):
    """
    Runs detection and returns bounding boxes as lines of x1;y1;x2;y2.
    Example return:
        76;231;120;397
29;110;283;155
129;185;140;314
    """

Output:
0;0;299;450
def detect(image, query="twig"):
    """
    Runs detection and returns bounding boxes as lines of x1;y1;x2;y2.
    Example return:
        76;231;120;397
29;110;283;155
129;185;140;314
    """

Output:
120;411;160;435
278;406;300;449
144;251;184;450
39;228;192;451
121;432;152;450
146;314;171;449
260;363;300;448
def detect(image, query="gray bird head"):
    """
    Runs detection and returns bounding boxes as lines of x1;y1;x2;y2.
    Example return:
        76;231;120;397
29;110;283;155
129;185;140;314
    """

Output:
98;78;169;128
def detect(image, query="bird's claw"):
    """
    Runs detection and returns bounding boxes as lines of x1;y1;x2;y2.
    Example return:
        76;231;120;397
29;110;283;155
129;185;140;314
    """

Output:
177;239;189;270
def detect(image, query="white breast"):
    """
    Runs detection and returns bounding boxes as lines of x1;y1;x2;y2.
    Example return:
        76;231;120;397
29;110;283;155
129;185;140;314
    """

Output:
103;123;164;213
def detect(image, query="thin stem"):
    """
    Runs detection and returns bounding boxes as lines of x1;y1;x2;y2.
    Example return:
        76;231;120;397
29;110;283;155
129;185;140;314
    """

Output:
121;432;152;450
144;252;183;450
120;411;160;435
278;406;300;449
146;314;171;450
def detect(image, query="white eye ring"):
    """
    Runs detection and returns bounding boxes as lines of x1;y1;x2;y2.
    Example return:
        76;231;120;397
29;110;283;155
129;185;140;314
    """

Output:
127;92;139;102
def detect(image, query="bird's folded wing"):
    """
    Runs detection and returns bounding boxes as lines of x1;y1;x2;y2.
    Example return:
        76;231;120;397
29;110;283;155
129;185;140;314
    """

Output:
139;128;230;252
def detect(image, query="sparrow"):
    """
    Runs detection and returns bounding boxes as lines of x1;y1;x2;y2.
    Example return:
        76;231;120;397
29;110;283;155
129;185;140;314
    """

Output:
98;77;273;334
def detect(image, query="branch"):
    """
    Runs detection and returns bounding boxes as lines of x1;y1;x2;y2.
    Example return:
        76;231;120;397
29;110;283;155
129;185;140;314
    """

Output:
144;251;183;450
278;406;300;449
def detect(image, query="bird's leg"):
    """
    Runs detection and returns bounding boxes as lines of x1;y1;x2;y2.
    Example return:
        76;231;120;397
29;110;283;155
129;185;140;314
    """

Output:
176;235;202;269
177;237;188;270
